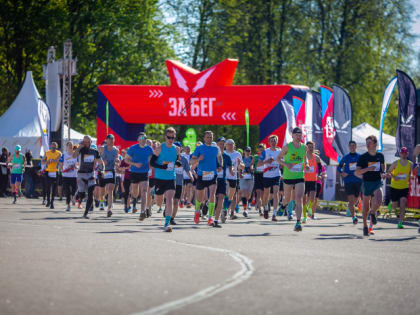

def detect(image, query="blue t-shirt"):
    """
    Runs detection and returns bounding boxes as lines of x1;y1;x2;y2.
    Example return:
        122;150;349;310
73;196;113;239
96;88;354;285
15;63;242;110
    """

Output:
338;152;362;183
193;144;219;176
155;143;178;180
127;144;153;173
217;152;232;179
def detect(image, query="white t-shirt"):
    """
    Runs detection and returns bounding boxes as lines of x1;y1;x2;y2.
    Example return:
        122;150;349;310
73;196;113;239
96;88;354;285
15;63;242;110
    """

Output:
261;148;281;178
61;152;78;178
225;150;242;180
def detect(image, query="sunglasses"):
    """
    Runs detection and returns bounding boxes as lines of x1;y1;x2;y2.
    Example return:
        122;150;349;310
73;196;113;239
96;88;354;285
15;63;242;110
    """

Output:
166;135;175;140
139;136;147;140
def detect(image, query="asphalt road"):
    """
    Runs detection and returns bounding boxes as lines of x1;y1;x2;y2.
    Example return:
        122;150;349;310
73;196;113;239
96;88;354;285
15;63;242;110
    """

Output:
1;197;419;315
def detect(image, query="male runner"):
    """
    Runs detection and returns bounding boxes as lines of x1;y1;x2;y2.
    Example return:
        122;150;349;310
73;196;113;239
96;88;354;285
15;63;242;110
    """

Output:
277;128;309;231
254;144;266;215
101;134;120;217
338;140;362;224
181;145;193;208
387;147;413;229
216;137;232;225
126;132;154;220
150;127;179;232
239;147;254;217
355;135;385;236
60;141;78;211
73;136;103;218
42;142;62;209
190;131;223;227
224;139;243;220
258;135;281;221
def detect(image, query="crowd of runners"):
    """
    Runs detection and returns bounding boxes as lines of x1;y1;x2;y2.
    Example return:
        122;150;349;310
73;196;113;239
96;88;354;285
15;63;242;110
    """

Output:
3;127;420;236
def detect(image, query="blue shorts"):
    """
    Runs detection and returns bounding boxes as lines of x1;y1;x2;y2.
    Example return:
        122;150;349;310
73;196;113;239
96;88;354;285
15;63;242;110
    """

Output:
10;174;23;184
362;181;382;197
263;176;280;188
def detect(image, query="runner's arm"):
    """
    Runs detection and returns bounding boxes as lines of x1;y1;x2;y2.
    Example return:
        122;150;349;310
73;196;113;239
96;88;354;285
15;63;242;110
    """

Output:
150;154;167;169
276;144;288;165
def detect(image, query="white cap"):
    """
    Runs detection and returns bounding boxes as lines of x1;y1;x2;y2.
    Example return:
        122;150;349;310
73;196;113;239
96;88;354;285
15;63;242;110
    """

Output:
226;139;235;145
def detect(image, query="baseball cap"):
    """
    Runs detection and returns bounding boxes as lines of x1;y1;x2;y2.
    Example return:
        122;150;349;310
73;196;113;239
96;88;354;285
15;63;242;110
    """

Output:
400;147;409;154
292;127;302;134
245;146;251;151
217;137;226;142
106;134;115;139
226;139;235;145
15;145;21;151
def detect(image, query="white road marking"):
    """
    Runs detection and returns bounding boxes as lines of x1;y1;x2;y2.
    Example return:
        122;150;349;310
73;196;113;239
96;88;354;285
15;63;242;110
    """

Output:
133;240;254;315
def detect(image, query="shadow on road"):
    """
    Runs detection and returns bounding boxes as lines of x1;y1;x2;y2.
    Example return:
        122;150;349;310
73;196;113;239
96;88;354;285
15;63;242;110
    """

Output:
369;236;420;242
314;233;363;240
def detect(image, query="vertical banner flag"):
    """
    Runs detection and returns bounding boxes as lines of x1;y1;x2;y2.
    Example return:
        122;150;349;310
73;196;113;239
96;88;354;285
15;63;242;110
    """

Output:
379;76;397;152
320;85;338;162
245;108;250;146
396;70;417;156
312;91;328;164
332;84;352;159
106;101;109;135
292;96;306;143
305;91;313;142
281;97;297;145
38;99;50;157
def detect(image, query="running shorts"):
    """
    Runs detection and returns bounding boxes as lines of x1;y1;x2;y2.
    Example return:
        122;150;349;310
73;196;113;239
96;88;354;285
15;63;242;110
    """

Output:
362;181;382;197
263;176;280;189
390;187;409;202
196;175;217;190
174;185;183;199
305;181;317;193
131;172;148;184
344;182;361;197
155;179;175;195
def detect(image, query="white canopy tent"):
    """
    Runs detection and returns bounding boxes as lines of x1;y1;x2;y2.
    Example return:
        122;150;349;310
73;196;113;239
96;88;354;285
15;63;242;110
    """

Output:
0;71;95;157
352;122;397;163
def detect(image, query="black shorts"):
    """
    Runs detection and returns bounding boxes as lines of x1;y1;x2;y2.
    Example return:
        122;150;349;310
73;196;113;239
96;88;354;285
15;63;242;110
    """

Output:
283;178;304;186
279;179;284;192
149;178;156;188
155;179;175;195
263;176;280;189
390;187;409;202
131;172;148;184
305;181;317;194
57;173;63;186
100;171;116;186
197;175;217;190
174;185;183;199
183;179;192;186
216;178;227;195
254;173;264;190
316;183;322;198
227;179;237;189
344;182;362;197
193;177;197;186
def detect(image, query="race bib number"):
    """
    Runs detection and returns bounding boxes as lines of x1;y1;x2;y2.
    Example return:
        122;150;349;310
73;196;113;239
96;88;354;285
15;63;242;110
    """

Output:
104;171;113;179
84;155;94;163
217;170;224;178
12;163;20;170
349;163;357;171
175;167;183;175
396;174;407;180
202;171;214;181
48;172;57;178
242;173;252;180
148;169;152;177
368;162;380;171
291;164;302;172
166;162;174;171
256;165;264;172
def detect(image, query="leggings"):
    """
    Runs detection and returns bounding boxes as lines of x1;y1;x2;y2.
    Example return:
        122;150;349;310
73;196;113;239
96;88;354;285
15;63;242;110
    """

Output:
123;180;131;207
77;185;95;217
63;177;77;205
46;176;57;203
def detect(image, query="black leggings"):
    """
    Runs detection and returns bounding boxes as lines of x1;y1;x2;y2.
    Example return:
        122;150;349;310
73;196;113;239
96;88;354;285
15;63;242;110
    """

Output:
63;177;77;205
123;180;131;206
77;185;95;216
46;176;57;203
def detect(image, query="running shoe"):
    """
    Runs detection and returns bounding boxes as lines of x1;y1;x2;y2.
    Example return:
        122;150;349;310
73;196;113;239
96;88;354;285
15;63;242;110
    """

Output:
263;210;269;219
100;203;105;211
46;201;50;207
107;210;112;217
124;206;129;213
307;207;312;217
180;202;184;208
397;222;404;229
207;217;214;226
82;215;89;219
66;204;71;212
186;202;192;208
157;208;162;213
352;216;358;225
95;199;100;208
139;212;146;221
221;210;227;223
370;213;377;225
311;215;317;220
258;209;263;216
77;202;82;209
50;203;54;209
277;208;283;217
272;216;278;222
368;227;375;235
146;208;151;217
170;218;177;225
164;226;172;232
284;210;288;217
288;214;293;221
212;221;222;228
294;222;302;232
230;213;238;220
243;210;248;218
133;208;138;214
363;226;369;236
235;204;239;213
194;212;200;224
302;217;307;224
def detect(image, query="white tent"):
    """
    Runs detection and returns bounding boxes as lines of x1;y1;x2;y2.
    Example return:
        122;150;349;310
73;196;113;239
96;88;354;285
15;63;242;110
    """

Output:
63;124;97;146
0;72;50;158
352;122;397;163
0;71;96;157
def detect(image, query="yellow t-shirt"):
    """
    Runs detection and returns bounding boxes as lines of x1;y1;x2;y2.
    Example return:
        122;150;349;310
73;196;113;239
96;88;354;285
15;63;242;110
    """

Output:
391;159;412;190
45;150;62;172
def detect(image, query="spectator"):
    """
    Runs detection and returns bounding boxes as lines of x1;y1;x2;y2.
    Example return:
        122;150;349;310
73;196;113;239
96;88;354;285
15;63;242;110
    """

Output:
0;147;9;197
24;150;36;198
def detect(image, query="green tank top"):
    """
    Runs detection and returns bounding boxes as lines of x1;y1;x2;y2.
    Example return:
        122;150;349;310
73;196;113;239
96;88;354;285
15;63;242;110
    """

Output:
11;154;24;174
283;142;305;180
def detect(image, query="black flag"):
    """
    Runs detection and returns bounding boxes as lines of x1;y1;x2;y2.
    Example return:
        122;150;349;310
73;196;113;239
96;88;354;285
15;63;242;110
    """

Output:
332;84;352;160
312;91;328;164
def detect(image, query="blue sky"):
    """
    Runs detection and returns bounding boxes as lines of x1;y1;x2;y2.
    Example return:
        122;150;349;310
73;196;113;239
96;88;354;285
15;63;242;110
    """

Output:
413;0;420;50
